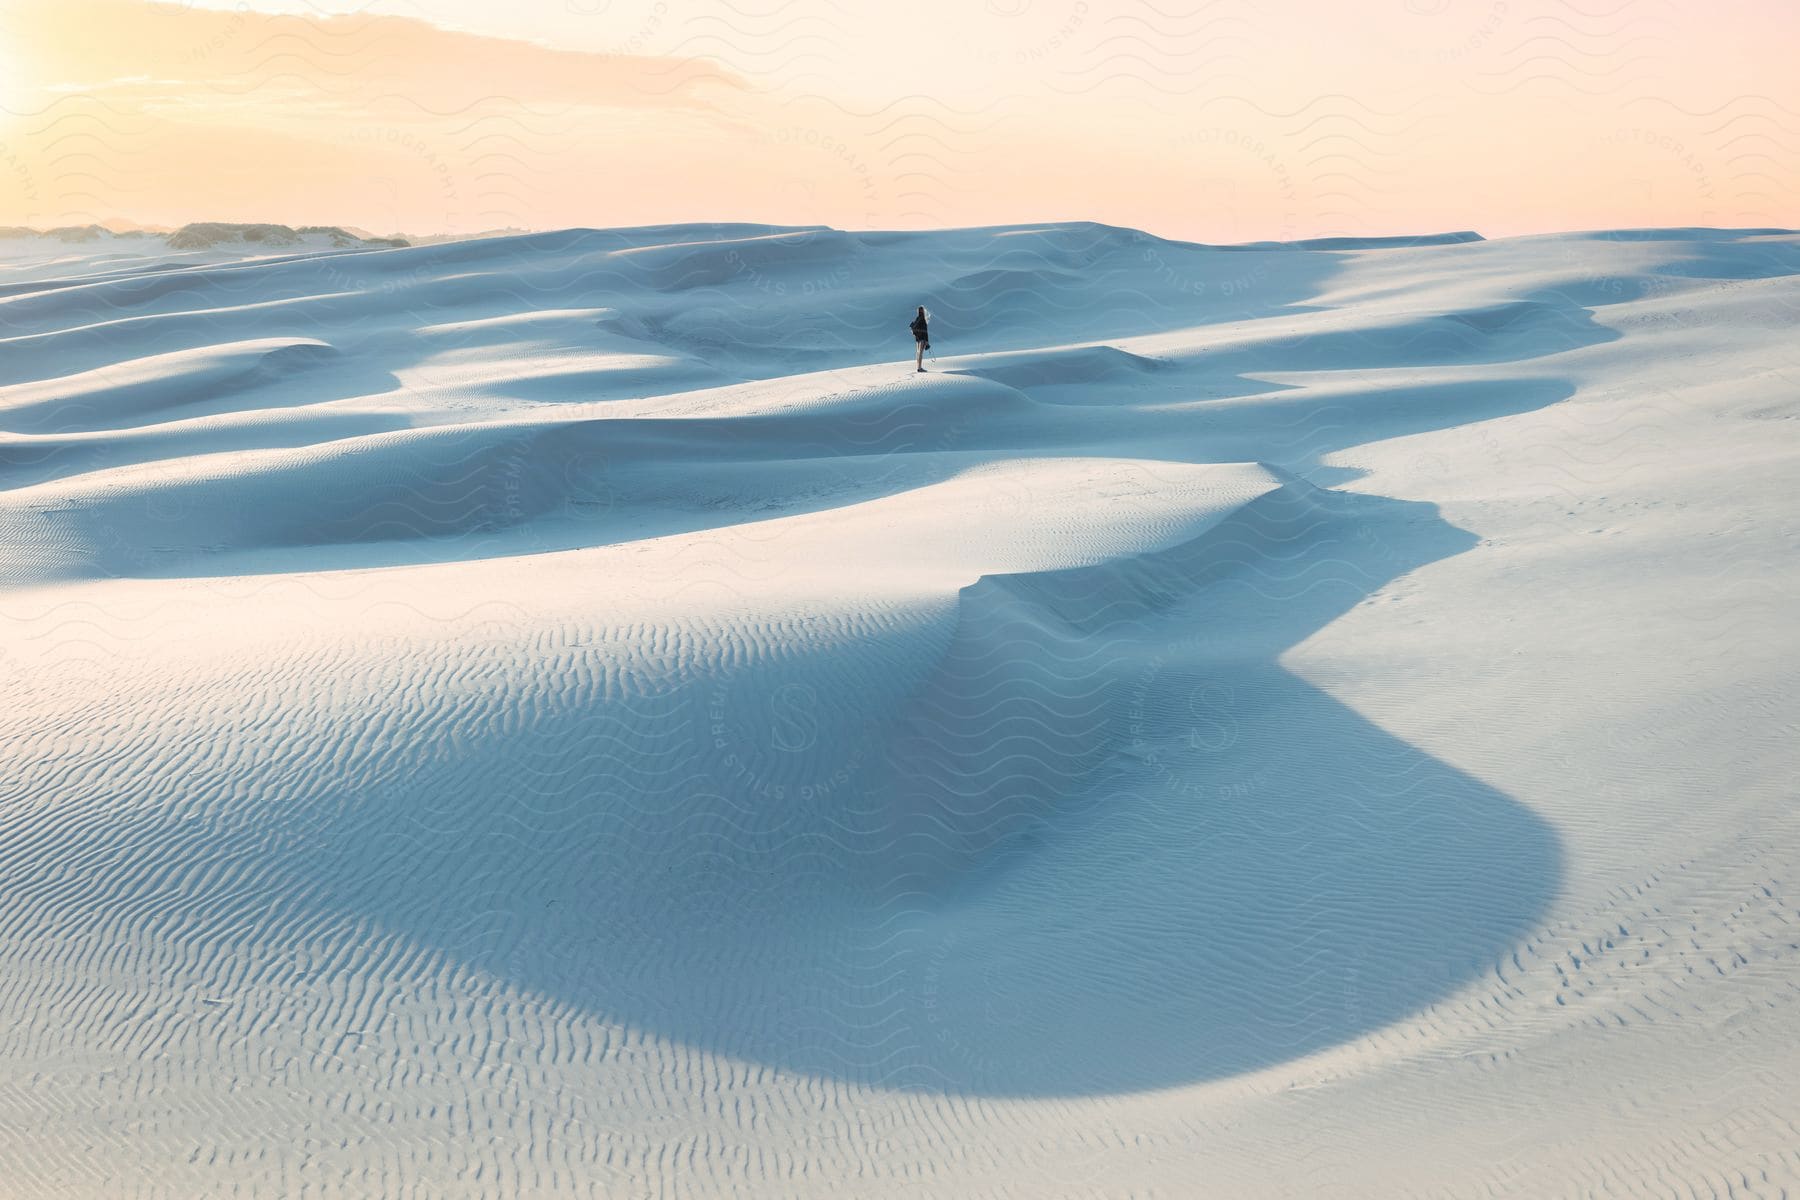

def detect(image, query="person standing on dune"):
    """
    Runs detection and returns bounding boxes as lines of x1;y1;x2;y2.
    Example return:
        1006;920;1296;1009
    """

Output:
910;306;930;372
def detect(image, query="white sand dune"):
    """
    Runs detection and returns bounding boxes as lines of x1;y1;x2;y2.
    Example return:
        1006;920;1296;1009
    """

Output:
1;222;1796;1197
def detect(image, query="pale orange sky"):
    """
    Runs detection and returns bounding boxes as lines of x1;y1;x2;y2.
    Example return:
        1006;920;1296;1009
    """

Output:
1;0;1795;240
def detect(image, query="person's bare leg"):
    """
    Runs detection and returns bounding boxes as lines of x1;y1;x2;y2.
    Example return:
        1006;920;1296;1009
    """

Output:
916;341;925;372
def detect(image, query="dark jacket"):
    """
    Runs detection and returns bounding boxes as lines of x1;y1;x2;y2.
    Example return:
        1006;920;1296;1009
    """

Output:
910;312;929;341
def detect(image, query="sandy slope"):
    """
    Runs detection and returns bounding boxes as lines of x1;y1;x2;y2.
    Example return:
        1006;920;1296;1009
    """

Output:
0;222;1796;1197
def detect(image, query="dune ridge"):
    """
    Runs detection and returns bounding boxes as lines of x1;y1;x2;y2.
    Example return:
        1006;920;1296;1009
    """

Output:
1;222;1796;1197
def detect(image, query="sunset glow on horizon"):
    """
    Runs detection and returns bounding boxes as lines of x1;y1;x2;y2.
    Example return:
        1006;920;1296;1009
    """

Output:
2;0;1796;241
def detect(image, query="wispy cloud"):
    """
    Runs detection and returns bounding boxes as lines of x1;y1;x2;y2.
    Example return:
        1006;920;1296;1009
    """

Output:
9;0;746;115
0;0;760;232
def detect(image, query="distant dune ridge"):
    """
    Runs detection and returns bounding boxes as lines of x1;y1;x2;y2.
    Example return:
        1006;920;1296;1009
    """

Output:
0;221;1796;1197
0;220;409;250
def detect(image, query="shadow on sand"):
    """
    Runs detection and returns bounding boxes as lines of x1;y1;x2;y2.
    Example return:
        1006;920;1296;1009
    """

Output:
0;226;1586;1097
255;474;1560;1096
